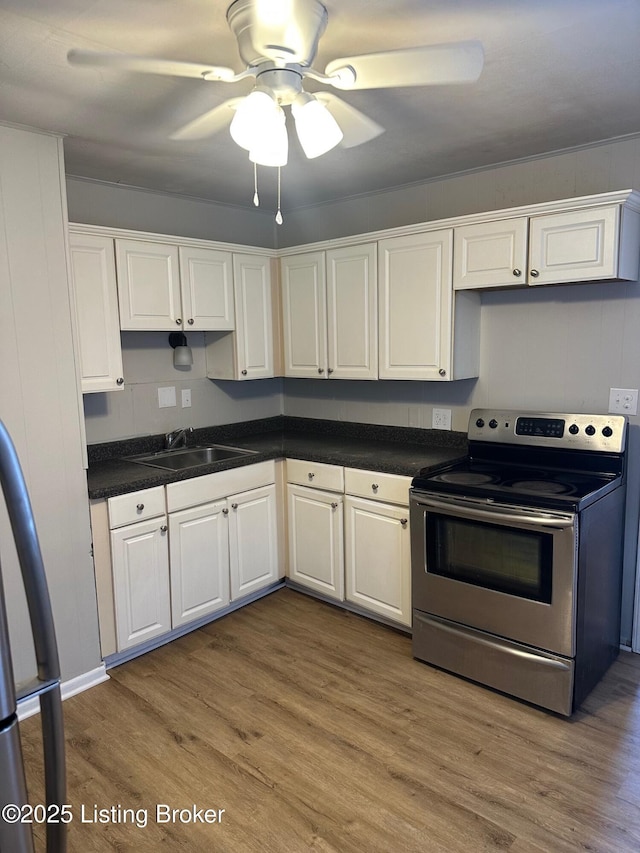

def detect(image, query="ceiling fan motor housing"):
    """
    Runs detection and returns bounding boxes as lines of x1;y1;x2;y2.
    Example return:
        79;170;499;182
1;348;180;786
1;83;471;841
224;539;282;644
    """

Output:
227;0;328;67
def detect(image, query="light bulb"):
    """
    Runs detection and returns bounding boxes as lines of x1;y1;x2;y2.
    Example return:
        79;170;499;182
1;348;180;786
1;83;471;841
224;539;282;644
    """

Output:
249;106;288;167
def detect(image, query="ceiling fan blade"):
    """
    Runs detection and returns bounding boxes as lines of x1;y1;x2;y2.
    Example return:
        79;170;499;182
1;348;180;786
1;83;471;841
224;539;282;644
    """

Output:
324;41;484;90
169;98;243;141
315;93;384;148
67;49;236;82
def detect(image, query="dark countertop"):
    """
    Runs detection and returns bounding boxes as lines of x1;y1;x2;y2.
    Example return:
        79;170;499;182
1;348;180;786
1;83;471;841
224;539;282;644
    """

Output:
87;416;468;500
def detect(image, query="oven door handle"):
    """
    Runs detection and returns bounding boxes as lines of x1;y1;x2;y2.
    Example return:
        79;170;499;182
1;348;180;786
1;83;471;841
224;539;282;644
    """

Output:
412;495;575;529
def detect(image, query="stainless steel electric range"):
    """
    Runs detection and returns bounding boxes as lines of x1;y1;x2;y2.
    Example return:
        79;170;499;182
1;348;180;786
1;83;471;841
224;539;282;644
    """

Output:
410;409;628;715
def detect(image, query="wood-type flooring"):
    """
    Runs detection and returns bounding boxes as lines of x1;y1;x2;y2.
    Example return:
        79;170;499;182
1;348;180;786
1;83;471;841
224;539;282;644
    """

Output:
19;588;640;852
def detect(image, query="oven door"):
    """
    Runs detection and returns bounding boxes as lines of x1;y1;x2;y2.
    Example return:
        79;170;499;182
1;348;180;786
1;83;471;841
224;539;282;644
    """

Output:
410;492;578;657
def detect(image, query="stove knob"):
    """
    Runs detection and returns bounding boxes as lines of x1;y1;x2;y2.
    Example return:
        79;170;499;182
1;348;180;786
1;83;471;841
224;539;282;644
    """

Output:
602;426;613;438
568;424;579;435
475;418;485;428
489;419;498;429
585;424;596;436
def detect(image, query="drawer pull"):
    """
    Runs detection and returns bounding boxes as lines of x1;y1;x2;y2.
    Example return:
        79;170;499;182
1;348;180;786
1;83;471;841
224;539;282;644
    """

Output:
371;483;379;492
160;525;168;533
308;472;315;480
136;503;144;511
400;518;408;527
331;502;338;509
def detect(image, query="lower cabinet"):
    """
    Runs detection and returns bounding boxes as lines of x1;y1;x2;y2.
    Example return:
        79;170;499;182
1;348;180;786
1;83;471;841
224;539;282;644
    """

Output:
287;483;344;600
286;460;412;627
103;462;281;654
344;496;411;627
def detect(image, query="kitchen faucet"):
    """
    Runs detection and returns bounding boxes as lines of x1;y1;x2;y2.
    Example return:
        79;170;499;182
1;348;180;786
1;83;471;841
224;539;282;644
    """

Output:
165;426;193;450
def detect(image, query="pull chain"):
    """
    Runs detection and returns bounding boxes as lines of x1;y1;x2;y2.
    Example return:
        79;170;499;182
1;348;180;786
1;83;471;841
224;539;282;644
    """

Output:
275;166;283;225
253;162;259;207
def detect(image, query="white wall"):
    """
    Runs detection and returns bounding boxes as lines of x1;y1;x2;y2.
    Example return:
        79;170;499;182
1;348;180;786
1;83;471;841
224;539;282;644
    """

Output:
83;332;283;443
0;125;102;684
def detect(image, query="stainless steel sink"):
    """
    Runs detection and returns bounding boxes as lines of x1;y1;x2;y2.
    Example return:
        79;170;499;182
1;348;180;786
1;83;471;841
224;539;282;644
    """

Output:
127;444;257;471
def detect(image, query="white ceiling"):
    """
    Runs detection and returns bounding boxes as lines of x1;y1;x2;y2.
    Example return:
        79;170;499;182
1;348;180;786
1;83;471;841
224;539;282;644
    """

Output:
1;0;639;213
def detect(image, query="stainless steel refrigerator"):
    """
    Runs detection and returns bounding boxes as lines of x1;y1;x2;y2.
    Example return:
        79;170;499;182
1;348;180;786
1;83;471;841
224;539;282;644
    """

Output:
0;419;66;852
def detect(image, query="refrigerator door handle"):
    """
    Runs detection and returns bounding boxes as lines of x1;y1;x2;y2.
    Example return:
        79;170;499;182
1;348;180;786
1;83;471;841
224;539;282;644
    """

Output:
0;420;66;853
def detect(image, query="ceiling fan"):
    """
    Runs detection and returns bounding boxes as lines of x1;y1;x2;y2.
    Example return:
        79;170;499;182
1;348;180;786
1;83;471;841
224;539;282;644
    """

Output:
68;0;483;220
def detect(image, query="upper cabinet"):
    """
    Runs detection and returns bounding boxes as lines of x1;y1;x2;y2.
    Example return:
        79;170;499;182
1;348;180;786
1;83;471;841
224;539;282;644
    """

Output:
115;239;235;331
281;244;378;379
378;231;479;381
205;253;274;380
454;197;640;290
68;232;124;393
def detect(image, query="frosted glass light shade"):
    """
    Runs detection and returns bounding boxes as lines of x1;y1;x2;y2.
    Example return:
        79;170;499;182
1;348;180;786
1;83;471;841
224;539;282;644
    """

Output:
230;89;280;151
173;345;193;367
293;94;343;158
249;107;288;166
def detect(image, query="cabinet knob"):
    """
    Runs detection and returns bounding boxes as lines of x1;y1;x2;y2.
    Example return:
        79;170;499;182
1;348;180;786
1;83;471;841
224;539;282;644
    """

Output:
160;525;168;533
176;318;183;325
308;472;315;480
331;502;338;509
231;503;238;510
439;368;446;377
400;518;408;527
222;508;229;516
116;377;124;385
188;318;194;325
530;269;540;278
318;367;324;374
136;503;144;511
513;268;522;277
371;483;379;492
328;368;334;374
241;369;248;376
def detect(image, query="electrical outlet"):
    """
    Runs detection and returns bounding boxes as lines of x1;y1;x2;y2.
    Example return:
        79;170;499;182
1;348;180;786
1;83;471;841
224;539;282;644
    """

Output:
432;408;452;430
158;386;176;408
609;388;638;415
181;389;192;408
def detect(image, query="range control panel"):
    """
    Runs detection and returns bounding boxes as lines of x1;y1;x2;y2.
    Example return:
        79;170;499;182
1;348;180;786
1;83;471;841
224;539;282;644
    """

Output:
468;409;627;452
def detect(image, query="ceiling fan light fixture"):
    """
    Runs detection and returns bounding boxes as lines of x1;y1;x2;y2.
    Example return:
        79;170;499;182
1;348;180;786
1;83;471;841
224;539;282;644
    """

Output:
249;106;289;166
292;92;343;158
229;87;280;150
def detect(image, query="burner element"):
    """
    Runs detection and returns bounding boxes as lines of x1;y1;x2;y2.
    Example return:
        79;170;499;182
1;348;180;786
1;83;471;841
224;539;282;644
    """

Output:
435;471;498;486
508;480;572;495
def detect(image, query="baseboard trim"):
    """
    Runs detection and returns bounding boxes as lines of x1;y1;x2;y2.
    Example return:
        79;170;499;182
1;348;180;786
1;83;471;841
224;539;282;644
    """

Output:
17;664;110;720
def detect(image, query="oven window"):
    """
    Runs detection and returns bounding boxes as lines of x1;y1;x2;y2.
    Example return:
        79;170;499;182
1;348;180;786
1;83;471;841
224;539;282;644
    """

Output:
426;514;553;603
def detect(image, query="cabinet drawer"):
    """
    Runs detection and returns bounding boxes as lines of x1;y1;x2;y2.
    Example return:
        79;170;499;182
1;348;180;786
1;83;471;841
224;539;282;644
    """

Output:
166;460;275;512
108;486;166;528
286;458;344;492
344;468;411;505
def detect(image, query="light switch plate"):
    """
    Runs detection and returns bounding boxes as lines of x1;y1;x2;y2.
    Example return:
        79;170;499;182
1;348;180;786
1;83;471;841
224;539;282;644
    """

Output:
432;408;452;430
608;388;638;415
181;389;192;408
158;386;177;408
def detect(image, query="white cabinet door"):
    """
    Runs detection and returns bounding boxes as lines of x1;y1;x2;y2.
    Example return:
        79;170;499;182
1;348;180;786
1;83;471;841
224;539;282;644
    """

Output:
111;517;171;651
326;243;378;379
345;496;411;627
68;232;124;393
178;246;235;330
116;239;181;330
528;205;622;285
169;500;230;627
453;218;528;290
233;253;274;378
287;484;344;600
281;251;327;378
378;230;453;380
229;484;280;600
